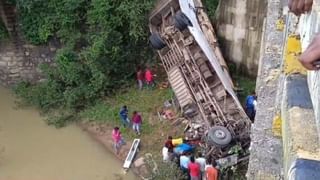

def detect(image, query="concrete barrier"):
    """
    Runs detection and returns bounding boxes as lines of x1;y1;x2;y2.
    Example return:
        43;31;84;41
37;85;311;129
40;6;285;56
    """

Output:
274;5;320;178
281;74;320;179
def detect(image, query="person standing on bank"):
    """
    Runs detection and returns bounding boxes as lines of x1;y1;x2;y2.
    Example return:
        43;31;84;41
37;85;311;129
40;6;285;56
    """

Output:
132;111;142;135
145;67;155;88
195;152;206;180
136;66;144;90
119;105;129;127
112;127;125;154
165;136;174;160
205;160;218;180
188;156;201;180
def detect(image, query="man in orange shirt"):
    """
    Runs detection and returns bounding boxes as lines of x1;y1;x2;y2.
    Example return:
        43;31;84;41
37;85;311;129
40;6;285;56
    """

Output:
206;160;218;180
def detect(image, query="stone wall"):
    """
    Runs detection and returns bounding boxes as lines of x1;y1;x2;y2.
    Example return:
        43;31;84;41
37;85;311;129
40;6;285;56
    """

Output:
0;39;57;86
216;0;267;76
0;0;58;87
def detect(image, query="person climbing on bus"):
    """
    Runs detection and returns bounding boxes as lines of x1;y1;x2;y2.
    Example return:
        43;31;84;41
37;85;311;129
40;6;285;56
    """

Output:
112;127;125;154
132;111;142;135
245;91;256;122
119;105;129;127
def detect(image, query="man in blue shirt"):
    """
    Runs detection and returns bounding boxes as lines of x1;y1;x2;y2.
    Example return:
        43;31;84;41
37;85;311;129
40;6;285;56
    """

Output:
245;91;257;122
119;105;129;127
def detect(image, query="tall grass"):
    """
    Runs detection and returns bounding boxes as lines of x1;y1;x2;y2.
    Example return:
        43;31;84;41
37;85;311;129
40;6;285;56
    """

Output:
80;87;174;136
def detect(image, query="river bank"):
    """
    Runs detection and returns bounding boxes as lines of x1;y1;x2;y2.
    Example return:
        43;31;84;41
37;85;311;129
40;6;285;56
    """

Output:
79;122;149;179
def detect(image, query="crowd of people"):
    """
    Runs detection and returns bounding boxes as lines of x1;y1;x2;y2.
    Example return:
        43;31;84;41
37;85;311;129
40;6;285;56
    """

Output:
112;105;144;154
162;136;219;180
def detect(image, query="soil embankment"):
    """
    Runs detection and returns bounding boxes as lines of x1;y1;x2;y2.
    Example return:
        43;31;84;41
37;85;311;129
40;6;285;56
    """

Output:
79;122;149;179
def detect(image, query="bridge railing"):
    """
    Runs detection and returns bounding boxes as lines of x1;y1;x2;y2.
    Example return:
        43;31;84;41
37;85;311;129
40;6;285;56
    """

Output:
280;2;320;179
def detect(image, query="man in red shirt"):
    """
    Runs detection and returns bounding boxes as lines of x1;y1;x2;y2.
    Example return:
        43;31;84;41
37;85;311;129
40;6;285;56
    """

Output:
132;111;142;135
165;136;174;152
165;136;174;160
145;67;155;88
188;156;200;180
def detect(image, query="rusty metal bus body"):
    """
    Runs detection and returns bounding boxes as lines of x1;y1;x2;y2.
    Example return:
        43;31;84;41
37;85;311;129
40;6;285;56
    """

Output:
149;0;251;160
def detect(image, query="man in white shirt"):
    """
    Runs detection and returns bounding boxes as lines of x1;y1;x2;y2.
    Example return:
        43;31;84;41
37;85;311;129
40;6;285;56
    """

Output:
195;152;206;180
180;153;190;172
162;146;169;162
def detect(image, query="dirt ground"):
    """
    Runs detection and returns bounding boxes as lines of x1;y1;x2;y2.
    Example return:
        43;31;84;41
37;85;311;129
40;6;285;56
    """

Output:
79;114;186;179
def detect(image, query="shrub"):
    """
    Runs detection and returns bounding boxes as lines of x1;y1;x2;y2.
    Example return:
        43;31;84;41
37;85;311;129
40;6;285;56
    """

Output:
0;21;8;40
14;0;157;127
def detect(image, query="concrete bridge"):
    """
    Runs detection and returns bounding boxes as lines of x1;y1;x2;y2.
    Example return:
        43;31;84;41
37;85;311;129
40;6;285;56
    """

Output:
0;1;320;179
247;0;320;179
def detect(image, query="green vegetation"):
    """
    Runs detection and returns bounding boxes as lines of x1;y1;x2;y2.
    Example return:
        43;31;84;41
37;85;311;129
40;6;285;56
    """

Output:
202;0;220;20
227;63;256;104
14;0;158;126
145;155;187;180
80;87;173;135
0;21;8;40
234;76;256;104
13;0;221;128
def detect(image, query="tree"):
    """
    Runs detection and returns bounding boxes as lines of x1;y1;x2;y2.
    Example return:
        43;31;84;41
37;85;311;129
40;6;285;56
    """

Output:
14;0;156;127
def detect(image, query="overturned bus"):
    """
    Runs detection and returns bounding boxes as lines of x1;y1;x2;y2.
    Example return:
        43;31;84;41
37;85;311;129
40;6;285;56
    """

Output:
149;0;251;164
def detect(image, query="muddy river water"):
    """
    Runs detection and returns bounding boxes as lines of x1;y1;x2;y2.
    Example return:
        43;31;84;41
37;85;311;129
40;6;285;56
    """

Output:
0;87;136;180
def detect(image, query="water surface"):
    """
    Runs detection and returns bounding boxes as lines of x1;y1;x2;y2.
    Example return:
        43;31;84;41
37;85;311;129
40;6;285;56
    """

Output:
0;87;136;180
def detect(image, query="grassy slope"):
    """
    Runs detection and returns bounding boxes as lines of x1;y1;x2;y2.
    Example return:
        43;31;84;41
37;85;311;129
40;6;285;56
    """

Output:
80;86;184;156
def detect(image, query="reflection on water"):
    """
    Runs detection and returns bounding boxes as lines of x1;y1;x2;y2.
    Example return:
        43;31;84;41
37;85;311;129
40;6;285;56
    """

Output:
0;87;136;180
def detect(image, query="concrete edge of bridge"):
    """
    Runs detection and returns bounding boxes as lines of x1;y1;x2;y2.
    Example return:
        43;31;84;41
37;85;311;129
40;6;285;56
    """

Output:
281;74;320;180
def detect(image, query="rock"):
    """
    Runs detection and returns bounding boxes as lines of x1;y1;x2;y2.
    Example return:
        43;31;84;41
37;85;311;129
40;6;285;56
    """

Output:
0;61;7;67
6;52;14;56
134;157;145;167
2;56;11;61
10;68;20;74
23;44;36;49
8;61;17;66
